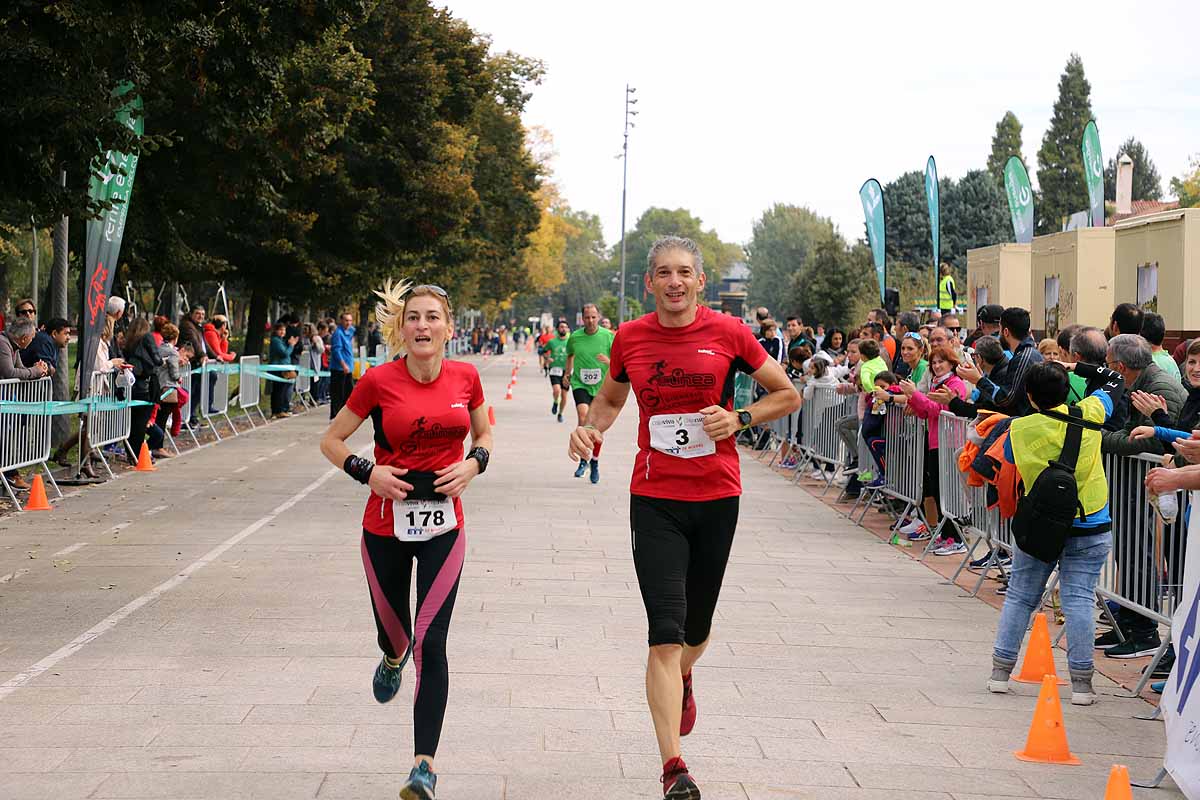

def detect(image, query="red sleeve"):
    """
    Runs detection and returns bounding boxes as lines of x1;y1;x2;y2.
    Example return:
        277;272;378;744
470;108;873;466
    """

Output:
467;366;485;410
608;329;628;382
204;329;223;356
733;320;769;373
344;367;377;418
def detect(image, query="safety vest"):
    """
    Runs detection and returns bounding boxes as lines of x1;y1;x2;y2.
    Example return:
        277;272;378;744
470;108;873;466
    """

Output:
1008;397;1109;520
938;275;956;309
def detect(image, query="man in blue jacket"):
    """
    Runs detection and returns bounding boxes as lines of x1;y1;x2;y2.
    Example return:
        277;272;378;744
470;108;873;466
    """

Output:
329;312;356;418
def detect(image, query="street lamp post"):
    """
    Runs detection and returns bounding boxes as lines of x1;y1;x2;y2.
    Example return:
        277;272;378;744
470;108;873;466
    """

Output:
618;85;637;324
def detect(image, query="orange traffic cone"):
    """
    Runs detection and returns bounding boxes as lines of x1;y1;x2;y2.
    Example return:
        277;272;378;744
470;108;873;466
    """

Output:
488;406;496;425
1015;674;1081;765
505;384;514;401
1101;765;1133;800
1014;613;1068;685
134;443;157;472
23;474;51;511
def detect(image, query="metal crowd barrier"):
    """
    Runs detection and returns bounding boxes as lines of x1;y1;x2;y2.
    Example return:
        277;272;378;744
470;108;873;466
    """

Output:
237;356;268;428
853;410;925;524
87;370;133;479
201;363;237;441
766;379;804;468
0;377;61;508
172;364;200;449
294;347;316;410
794;385;856;493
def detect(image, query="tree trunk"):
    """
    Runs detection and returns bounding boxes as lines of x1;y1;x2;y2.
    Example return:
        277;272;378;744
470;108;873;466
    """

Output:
243;288;270;360
50;195;70;444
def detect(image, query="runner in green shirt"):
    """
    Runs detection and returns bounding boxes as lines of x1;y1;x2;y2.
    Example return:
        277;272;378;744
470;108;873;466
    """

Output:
564;303;615;483
540;320;571;423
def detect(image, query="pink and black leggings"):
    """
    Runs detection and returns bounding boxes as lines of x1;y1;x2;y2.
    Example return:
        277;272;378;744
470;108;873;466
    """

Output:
361;529;465;757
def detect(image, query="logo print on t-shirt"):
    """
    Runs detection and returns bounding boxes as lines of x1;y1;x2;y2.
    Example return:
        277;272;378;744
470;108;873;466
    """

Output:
638;359;717;410
400;415;470;455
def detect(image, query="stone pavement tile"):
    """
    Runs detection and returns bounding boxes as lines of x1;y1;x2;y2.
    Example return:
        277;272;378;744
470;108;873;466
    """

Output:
310;681;510;708
2;685;139;704
544;727;764;757
62;746;250;772
0;723;163;748
0;747;72;772
0;703;64;724
91;771;324;799
353;724;544;752
610;710;823;739
745;789;950;800
150;723;355;748
0;772;109;800
53;703;251;725
236;746;405;773
129;684;317;705
30;667;227;687
756;735;958;766
619;753;855;787
316;772;505;799
846;764;1031;795
874;704;1123;739
507;776;750;800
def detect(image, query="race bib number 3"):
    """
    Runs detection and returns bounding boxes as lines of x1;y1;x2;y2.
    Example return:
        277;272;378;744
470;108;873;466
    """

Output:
649;413;716;459
394;497;456;541
580;368;602;385
549;367;564;377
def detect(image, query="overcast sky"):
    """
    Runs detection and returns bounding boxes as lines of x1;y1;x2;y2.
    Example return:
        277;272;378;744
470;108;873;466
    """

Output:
441;1;1200;251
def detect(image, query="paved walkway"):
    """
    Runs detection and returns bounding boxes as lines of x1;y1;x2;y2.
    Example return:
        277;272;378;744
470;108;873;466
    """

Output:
0;352;1183;799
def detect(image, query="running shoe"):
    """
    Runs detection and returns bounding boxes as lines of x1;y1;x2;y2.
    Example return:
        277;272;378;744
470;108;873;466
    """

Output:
372;642;412;704
933;539;968;556
1142;646;1175;678
399;761;437;800
589;459;600;484
1094;629;1124;649
661;757;700;799
897;518;923;535
781;456;798;469
574;460;588;478
551;401;558;415
967;549;1010;572
557;413;563;423
1105;635;1161;660
809;468;825;481
1151;681;1165;694
995;580;1008;596
905;524;931;541
832;473;850;487
680;672;696;736
864;477;886;489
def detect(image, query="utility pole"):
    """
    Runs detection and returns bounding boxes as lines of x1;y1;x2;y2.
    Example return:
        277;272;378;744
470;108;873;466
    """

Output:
50;169;70;444
617;84;637;325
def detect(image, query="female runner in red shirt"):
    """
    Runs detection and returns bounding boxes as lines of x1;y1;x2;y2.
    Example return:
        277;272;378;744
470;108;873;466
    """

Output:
320;281;492;800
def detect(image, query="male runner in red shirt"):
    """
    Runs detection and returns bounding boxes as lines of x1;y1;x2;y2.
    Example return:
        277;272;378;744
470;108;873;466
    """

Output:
569;236;799;798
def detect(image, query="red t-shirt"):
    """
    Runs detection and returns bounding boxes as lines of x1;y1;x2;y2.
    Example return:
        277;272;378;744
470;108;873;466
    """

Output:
609;306;768;501
345;358;484;536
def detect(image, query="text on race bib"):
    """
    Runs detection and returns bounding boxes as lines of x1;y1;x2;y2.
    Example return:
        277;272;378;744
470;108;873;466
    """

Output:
649;413;716;459
580;368;602;385
549;367;564;377
393;497;456;541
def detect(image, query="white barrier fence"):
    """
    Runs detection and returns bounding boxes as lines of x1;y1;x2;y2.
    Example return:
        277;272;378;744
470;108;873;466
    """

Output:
0;377;60;507
237;356;268;427
201;363;237;441
87;370;133;479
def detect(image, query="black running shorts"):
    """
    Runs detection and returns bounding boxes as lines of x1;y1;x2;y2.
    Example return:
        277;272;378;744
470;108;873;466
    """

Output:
572;387;594;408
629;494;739;647
549;374;564;387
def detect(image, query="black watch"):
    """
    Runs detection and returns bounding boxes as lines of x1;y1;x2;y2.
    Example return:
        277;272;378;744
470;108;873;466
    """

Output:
468;446;490;475
736;409;753;430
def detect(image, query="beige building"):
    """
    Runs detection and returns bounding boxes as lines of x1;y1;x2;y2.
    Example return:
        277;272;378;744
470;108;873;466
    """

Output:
966;243;1032;324
1030;228;1116;338
1113;208;1200;339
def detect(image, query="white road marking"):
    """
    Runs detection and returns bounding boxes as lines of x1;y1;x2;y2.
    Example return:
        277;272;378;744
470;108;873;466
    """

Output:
0;453;362;702
107;522;132;536
271;448;286;456
233;466;248;474
52;543;88;558
287;441;299;448
254;456;269;463
144;505;168;516
0;569;30;584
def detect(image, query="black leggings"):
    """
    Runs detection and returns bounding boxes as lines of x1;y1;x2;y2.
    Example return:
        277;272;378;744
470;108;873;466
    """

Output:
361;530;464;757
630;495;739;647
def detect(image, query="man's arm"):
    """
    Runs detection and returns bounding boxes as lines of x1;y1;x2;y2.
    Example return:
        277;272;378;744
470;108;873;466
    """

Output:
569;377;631;461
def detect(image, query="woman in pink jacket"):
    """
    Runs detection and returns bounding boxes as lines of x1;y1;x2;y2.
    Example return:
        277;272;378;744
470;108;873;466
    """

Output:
896;345;969;554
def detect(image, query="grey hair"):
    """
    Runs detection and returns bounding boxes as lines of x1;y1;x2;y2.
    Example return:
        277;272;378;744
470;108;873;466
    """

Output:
973;335;1004;366
1106;333;1152;371
581;303;599;314
646;235;704;273
106;296;127;316
1069;326;1108;366
7;316;36;340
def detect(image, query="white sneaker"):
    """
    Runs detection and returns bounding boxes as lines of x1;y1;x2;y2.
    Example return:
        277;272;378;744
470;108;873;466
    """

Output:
1070;690;1096;706
933;540;968;556
832;474;850;488
987;678;1010;694
1151;492;1179;524
898;519;924;535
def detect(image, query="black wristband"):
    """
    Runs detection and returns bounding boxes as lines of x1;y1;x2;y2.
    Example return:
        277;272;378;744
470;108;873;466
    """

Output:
467;446;489;475
343;454;374;485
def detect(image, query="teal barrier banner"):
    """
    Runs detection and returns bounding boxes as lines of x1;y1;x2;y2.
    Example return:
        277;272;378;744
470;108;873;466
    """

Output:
925;156;940;298
1082;120;1104;227
859;178;887;303
1004;156;1034;243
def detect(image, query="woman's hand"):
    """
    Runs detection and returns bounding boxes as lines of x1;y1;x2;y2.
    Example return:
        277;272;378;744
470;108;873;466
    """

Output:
1130;390;1167;417
872;389;891;404
368;465;414;501
899;379;917;398
927;386;955;406
434;459;480;498
956;357;983;385
1129;425;1157;441
1173;434;1200;465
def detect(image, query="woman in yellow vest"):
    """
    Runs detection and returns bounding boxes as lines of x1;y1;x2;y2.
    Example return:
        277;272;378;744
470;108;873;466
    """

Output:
937;263;956;315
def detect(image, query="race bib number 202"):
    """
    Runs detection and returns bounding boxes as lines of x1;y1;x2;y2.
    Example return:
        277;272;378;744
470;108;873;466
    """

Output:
649;413;716;459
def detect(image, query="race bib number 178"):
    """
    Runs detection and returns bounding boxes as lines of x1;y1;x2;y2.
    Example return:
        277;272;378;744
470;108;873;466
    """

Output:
649;413;716;459
393;497;456;541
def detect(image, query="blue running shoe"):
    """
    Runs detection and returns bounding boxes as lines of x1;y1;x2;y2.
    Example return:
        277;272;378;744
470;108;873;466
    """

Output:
1151;680;1165;694
372;642;412;704
864;477;886;489
589;459;600;484
400;761;437;800
574;459;588;478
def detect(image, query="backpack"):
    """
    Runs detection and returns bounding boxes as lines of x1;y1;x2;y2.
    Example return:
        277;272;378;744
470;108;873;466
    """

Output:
1011;405;1085;564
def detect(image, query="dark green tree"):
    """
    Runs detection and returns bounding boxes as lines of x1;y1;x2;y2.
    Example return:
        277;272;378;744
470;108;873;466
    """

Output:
744;203;836;314
1036;54;1095;234
545;209;610;321
1103;137;1163;201
787;236;872;331
882;170;929;266
987;111;1025;187
941;170;1009;268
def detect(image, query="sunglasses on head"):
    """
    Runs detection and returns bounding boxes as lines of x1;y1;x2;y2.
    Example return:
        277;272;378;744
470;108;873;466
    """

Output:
412;284;448;297
903;332;923;341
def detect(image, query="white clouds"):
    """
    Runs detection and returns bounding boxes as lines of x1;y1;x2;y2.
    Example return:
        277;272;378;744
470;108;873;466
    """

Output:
442;0;1200;246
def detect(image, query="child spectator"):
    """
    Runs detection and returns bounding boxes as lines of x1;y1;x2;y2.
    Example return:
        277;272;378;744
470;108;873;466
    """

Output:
863;370;900;487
